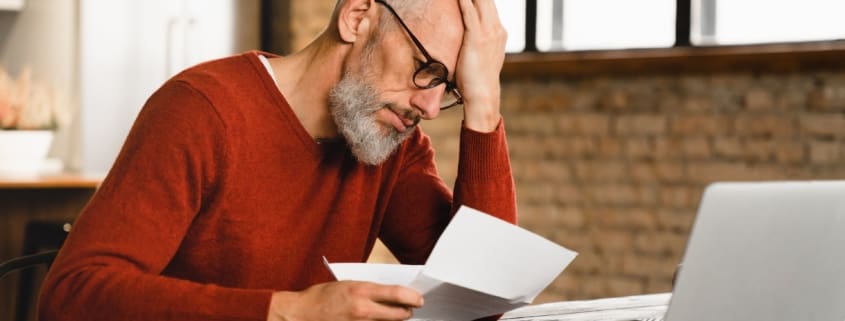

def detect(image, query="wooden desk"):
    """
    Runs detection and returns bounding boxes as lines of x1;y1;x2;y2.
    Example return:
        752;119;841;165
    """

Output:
0;173;103;321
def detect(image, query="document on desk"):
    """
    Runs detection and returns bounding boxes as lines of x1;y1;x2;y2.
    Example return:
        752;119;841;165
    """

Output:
325;205;578;321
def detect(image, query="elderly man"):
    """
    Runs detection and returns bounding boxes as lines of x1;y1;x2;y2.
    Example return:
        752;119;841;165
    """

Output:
39;0;515;320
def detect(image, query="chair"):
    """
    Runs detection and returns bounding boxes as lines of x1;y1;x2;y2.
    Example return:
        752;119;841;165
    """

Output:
1;221;70;321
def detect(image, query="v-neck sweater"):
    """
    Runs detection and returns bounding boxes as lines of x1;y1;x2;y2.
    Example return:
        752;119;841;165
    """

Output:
39;51;516;321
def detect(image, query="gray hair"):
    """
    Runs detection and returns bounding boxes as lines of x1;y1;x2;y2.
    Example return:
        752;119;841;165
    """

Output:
331;0;432;33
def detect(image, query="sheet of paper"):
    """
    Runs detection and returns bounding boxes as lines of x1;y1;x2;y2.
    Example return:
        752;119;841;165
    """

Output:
326;205;578;321
421;206;578;303
502;293;671;321
322;258;422;286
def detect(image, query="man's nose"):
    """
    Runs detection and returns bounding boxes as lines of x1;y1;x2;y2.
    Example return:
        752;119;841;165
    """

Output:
409;86;443;120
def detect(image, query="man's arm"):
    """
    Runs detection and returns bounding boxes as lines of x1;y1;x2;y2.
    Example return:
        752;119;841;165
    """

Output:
38;81;275;321
378;0;516;264
457;0;508;133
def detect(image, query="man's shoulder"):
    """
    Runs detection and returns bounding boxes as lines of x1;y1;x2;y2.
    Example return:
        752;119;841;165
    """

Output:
174;51;264;89
165;51;278;109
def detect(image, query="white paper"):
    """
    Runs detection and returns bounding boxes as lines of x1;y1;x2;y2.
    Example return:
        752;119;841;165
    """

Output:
326;205;578;321
501;293;670;321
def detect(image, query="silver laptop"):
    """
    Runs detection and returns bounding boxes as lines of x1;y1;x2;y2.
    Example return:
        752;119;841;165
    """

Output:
665;181;845;321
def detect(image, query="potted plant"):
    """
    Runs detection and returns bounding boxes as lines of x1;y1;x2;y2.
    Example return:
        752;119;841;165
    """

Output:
0;66;71;174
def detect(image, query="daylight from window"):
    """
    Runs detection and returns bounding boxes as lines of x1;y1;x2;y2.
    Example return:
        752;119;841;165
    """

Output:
494;0;526;52
536;0;676;51
499;0;845;53
707;0;845;45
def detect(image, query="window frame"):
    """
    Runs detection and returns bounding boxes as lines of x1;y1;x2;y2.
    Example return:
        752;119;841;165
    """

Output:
508;0;845;77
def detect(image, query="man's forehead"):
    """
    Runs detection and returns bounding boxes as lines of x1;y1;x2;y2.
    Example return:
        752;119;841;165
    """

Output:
408;0;464;62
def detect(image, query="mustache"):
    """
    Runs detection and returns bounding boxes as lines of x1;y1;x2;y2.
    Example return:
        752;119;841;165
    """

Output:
384;103;421;128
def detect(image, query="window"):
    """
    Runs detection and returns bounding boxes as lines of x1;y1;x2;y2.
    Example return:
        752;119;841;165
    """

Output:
536;0;675;51
693;0;845;45
503;0;845;53
495;0;526;53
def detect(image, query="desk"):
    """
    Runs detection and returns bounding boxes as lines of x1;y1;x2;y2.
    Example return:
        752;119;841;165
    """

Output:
502;293;671;321
0;173;103;321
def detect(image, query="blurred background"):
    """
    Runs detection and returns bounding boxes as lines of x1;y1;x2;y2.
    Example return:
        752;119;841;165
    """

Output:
1;0;845;319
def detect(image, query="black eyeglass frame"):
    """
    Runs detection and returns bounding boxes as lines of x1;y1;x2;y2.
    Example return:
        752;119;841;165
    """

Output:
374;0;463;110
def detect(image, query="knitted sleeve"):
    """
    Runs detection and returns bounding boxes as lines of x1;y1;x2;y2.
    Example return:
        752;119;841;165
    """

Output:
38;80;272;321
379;119;517;265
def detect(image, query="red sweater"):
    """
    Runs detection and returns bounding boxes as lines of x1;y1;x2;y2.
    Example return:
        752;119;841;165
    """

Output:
39;51;516;321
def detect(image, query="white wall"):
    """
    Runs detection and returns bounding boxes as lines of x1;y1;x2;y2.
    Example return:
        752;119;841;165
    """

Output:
78;0;260;173
0;0;79;168
1;0;260;173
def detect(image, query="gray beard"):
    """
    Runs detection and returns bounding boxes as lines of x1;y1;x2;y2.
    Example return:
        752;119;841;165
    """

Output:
328;72;414;165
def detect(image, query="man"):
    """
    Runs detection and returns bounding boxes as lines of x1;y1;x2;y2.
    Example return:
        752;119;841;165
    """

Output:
39;0;515;320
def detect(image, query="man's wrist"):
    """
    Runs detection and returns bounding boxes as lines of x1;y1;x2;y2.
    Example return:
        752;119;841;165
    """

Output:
463;105;502;133
267;291;298;321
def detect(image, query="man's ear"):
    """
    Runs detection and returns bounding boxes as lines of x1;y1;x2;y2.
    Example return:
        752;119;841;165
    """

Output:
336;0;375;43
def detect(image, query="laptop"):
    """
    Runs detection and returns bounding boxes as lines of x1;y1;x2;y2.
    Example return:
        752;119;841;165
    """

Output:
664;181;845;321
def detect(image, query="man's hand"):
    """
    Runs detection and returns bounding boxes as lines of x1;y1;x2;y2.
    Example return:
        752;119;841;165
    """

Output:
267;281;424;321
457;0;508;133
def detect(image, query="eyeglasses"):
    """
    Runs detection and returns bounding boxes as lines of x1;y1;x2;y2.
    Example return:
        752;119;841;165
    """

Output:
374;0;463;110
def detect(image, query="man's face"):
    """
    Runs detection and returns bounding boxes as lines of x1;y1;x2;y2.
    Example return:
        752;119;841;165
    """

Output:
328;0;463;165
327;43;417;165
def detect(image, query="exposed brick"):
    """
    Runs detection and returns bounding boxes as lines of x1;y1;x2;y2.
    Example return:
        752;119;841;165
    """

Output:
625;137;656;160
734;114;796;137
659;186;702;209
520;205;587;229
629;161;685;183
557;114;611;135
596;137;624;158
774;141;806;164
633;232;689;256
554;230;594;253
809;141;845;165
744;88;775;110
687;161;782;183
582;184;657;206
574;161;628;182
656;209;697;232
615;115;668;136
592;207;657;231
507;136;548;160
809;86;845;111
655;137;711;160
645;278;674;294
513;160;572;182
606;277;645;297
549;137;596;158
593;230;635;254
671;114;733;135
800;114;845;138
621;254;680;280
568;251;603;274
546;274;581;300
682;97;716;112
599;90;630;111
580;275;610;299
517;182;557;204
712;137;744;159
555;184;583;204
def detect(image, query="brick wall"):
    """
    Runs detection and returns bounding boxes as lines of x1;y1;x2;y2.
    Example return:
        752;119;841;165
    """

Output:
286;0;845;304
422;73;845;302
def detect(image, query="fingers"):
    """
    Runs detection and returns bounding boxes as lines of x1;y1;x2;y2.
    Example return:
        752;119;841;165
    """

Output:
459;0;503;28
342;282;422;320
368;284;424;308
474;0;503;27
458;0;479;30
